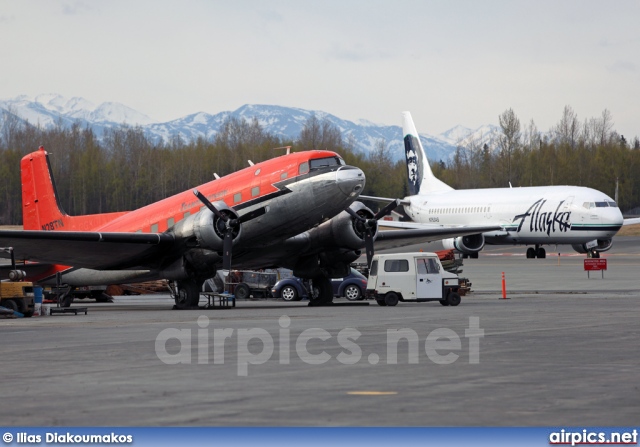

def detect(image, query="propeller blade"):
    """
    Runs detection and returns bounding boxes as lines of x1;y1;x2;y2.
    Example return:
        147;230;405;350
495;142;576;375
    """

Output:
222;229;233;272
345;207;365;222
365;230;375;268
193;189;228;221
374;199;401;220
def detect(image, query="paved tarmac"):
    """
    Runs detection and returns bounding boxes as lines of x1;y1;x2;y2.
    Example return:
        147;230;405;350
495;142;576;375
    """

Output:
0;237;638;427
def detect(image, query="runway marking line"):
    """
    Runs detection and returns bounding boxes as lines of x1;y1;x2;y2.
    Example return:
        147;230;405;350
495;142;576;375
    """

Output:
347;391;398;396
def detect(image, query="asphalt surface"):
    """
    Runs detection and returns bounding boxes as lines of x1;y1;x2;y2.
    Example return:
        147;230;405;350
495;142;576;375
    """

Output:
0;237;638;427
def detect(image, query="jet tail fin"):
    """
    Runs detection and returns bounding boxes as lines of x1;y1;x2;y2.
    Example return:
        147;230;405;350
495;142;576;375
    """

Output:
21;147;128;231
402;111;453;195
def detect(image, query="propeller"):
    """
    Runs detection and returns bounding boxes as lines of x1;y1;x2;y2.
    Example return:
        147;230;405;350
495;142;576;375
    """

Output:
193;189;239;272
193;189;268;272
346;199;401;267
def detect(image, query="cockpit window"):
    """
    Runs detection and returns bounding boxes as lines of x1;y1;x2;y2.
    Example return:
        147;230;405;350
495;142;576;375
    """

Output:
606;200;618;208
595;202;608;208
309;157;345;170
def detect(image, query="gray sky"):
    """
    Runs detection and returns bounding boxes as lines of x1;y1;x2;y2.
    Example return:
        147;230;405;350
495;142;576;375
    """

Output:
1;0;639;138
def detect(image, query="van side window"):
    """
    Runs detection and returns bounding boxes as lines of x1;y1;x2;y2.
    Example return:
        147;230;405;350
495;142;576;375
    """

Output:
417;259;428;274
427;258;440;273
384;259;409;272
299;162;309;174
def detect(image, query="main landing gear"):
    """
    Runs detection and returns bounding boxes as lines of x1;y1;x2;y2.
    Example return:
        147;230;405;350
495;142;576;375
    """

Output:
526;245;546;259
173;279;201;310
308;275;334;307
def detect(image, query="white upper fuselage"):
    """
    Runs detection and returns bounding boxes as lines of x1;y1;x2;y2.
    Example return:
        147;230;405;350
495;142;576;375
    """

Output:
404;185;623;245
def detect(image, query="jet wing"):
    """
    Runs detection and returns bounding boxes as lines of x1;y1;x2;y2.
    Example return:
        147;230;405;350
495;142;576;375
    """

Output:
623;217;640;226
0;230;176;270
374;224;502;251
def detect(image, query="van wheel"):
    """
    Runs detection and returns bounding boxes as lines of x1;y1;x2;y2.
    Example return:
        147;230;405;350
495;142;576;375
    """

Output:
376;299;387;306
384;292;399;307
447;292;461;306
439;299;450;306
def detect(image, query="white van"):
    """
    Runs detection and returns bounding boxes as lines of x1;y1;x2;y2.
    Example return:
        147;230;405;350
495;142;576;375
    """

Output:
365;252;462;307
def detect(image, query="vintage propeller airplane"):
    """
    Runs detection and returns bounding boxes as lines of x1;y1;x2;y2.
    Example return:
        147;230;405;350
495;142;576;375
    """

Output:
0;146;498;309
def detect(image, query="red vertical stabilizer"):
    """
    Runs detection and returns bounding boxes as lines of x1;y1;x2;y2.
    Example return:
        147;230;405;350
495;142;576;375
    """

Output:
21;146;128;231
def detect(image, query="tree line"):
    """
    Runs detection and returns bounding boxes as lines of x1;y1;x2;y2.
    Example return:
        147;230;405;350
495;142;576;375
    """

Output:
0;106;637;226
433;106;640;212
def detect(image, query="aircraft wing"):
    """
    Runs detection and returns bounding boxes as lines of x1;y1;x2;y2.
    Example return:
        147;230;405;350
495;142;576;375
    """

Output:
374;224;502;251
0;230;176;270
623;217;640;226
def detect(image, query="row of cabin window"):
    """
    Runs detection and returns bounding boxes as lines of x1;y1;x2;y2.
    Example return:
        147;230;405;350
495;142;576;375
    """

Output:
136;159;330;233
429;206;490;214
136;183;272;233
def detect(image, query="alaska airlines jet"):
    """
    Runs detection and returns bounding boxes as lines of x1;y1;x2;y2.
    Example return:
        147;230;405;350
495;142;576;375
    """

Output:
365;112;629;259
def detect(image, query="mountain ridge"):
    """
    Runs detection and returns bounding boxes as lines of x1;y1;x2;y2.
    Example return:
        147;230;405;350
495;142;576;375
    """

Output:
0;94;502;162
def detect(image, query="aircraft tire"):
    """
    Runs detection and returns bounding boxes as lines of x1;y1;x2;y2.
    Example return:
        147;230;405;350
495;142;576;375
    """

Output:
174;280;199;309
384;292;399;307
537;247;546;258
309;276;333;306
526;248;535;258
60;293;74;308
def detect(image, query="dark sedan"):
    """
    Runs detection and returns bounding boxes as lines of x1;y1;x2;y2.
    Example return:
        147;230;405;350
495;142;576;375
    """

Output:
271;268;367;301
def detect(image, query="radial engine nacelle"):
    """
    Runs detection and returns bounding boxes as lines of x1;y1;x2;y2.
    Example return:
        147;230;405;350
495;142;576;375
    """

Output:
170;200;242;251
571;239;613;254
442;234;485;254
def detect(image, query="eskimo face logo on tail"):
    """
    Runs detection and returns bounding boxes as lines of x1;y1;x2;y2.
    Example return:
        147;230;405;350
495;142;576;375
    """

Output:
512;199;571;235
404;135;422;196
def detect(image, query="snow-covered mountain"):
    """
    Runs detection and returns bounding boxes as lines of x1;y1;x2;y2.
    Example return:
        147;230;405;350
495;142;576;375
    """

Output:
0;94;502;162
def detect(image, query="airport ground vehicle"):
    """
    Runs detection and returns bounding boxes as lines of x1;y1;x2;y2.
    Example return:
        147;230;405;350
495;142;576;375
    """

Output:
271;268;368;301
0;280;35;317
203;270;280;300
365;252;461;307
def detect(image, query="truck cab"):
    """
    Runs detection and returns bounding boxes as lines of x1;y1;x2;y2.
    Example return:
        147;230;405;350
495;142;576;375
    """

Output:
365;252;462;307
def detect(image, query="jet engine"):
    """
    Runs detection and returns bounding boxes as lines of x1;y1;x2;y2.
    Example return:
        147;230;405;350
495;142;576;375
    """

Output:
442;234;485;255
571;239;613;254
171;201;242;251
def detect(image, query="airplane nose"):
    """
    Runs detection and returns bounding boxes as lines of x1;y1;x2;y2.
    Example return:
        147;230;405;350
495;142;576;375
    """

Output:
336;166;365;197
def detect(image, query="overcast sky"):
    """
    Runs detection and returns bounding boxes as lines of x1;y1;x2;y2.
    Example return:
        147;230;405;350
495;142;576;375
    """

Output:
1;0;638;138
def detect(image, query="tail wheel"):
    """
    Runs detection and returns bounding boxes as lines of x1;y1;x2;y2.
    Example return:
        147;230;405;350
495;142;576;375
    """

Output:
384;292;399;307
60;293;74;308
